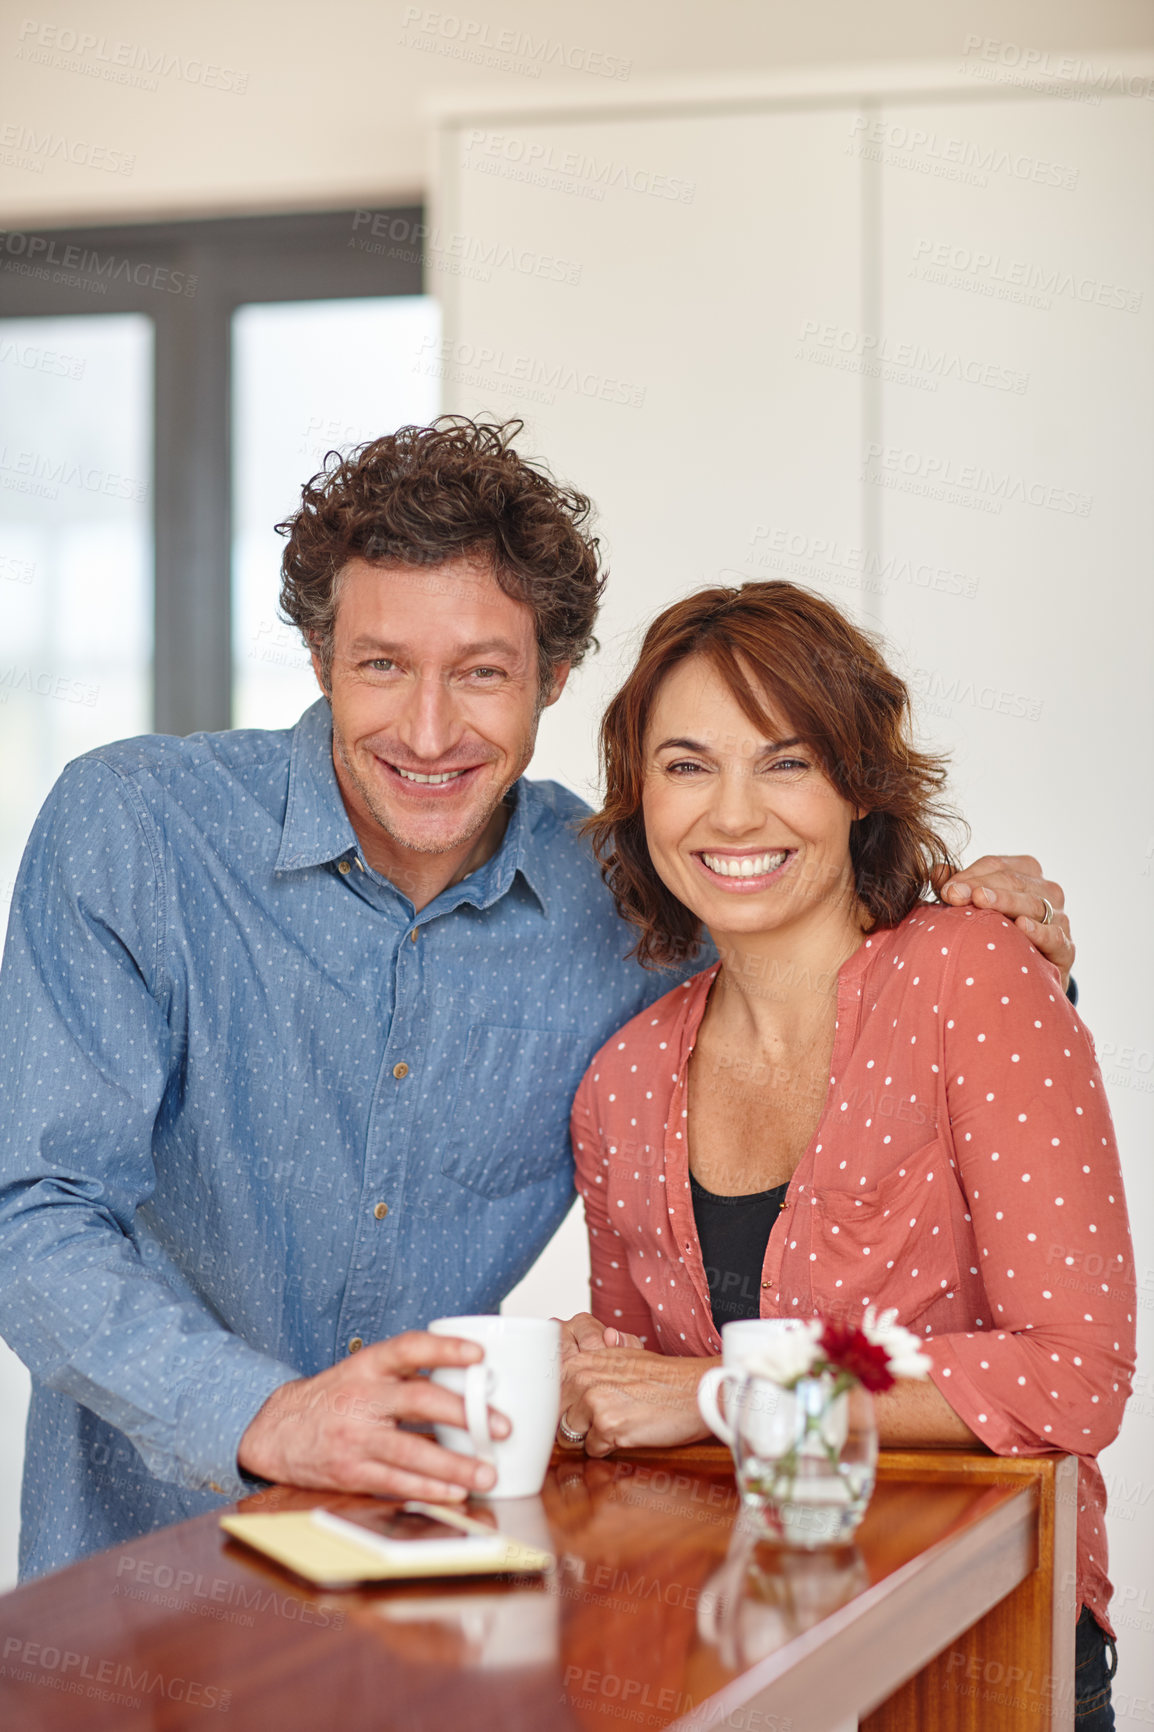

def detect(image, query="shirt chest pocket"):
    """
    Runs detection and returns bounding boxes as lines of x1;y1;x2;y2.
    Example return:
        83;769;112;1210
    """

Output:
441;1024;593;1199
810;1140;962;1326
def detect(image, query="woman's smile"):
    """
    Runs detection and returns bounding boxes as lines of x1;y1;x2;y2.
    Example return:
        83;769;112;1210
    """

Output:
693;846;795;889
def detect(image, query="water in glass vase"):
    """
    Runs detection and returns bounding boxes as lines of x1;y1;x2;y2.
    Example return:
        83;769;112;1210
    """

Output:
732;1371;879;1548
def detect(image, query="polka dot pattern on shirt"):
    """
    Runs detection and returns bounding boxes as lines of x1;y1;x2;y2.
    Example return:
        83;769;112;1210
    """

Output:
573;902;1135;1638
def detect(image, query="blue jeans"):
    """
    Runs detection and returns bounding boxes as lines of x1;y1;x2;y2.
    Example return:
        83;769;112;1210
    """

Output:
1075;1605;1117;1730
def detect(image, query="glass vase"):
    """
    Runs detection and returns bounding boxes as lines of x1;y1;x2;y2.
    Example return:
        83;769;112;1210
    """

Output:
731;1370;878;1549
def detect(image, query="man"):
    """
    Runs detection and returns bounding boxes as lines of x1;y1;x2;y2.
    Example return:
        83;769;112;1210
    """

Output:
0;418;1074;1576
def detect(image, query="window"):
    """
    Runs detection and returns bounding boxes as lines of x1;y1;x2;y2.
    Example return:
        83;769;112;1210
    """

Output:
232;294;439;729
0;312;152;893
0;207;430;735
0;206;433;881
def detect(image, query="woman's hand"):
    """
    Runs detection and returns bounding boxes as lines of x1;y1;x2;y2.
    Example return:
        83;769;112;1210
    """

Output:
555;1312;646;1359
560;1346;715;1455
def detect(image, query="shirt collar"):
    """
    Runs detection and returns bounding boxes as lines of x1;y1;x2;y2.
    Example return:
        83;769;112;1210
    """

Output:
450;777;549;917
510;785;552;916
274;700;360;873
274;700;550;916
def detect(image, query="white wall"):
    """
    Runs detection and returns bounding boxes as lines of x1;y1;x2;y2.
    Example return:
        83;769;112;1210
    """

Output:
1;0;1153;222
0;1346;28;1587
442;82;1154;1720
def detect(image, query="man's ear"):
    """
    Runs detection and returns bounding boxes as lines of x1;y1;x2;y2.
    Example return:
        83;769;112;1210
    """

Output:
309;640;330;698
543;661;571;708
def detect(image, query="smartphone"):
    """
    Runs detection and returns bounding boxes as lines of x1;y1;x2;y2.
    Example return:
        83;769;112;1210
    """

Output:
310;1504;514;1571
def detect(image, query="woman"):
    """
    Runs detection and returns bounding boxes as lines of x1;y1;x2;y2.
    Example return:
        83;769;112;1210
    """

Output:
559;581;1133;1729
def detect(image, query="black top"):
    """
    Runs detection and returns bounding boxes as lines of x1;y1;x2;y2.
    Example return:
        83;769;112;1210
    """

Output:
690;1170;789;1332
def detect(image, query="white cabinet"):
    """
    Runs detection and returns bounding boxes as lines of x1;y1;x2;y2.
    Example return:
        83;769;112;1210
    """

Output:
439;106;868;796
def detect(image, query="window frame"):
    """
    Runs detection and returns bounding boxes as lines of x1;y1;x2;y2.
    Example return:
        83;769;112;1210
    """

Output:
0;208;423;733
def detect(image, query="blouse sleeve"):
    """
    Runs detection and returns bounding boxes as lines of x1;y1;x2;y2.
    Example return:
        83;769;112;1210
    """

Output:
927;913;1136;1458
571;1072;655;1345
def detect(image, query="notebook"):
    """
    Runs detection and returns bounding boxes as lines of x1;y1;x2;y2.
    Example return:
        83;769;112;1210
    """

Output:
219;1500;555;1589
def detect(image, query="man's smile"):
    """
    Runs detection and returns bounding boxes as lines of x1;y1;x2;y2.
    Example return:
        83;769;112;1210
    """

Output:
369;754;491;799
391;763;474;786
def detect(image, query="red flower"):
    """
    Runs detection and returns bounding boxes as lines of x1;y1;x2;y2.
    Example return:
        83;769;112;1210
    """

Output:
818;1319;896;1394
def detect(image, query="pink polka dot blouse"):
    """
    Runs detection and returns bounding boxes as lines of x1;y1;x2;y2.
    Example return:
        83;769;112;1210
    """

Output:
572;904;1136;1635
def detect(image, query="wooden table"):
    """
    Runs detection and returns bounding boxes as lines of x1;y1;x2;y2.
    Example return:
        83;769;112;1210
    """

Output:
0;1447;1076;1732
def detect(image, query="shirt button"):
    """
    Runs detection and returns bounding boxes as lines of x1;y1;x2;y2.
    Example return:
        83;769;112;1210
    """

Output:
762;1281;770;1289
373;1202;389;1220
393;1061;409;1080
209;1482;225;1495
337;860;351;875
410;928;419;943
348;1336;364;1354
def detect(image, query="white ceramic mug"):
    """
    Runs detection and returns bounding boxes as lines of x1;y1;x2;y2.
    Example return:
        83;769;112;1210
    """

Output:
696;1318;808;1449
429;1315;561;1499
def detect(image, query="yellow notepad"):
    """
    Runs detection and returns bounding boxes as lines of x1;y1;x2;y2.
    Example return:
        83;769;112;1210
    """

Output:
220;1502;554;1589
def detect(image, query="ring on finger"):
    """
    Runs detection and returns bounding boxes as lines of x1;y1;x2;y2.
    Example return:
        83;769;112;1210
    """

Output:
1040;896;1055;926
557;1409;588;1446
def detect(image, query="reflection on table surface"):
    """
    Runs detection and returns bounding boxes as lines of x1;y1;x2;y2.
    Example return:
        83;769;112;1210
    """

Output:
336;1452;1017;1731
0;1446;1050;1732
699;1525;872;1671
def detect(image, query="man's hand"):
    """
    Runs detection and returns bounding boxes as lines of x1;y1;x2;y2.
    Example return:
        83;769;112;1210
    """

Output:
934;854;1074;991
560;1346;712;1456
237;1331;508;1501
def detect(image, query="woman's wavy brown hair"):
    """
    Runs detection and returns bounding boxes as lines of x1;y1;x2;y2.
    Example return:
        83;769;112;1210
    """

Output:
277;416;605;693
585;581;962;969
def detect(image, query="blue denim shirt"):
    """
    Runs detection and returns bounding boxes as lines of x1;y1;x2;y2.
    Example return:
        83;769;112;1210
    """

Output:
0;699;686;1577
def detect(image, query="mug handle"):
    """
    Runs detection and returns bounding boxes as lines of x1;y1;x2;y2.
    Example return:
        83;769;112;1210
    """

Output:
462;1359;496;1463
696;1366;738;1448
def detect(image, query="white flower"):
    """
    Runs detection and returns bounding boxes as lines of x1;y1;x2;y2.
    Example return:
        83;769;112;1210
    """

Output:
743;1320;822;1387
862;1306;933;1380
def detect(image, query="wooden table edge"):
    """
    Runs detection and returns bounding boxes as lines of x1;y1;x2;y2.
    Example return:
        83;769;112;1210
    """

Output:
666;1477;1038;1732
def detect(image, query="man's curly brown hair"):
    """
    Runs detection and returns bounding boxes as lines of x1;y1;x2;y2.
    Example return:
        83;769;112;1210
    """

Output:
277;417;605;693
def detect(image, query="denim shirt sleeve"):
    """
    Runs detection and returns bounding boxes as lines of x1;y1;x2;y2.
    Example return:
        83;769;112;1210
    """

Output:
0;758;297;1497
